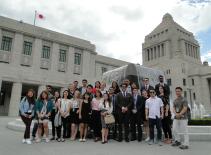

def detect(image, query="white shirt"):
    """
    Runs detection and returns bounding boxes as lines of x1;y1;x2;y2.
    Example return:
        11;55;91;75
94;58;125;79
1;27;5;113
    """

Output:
99;101;113;114
145;96;163;119
70;98;80;109
60;98;71;115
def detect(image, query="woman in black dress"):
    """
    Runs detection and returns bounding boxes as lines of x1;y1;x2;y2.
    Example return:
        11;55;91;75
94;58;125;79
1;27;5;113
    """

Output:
158;85;172;144
79;92;92;142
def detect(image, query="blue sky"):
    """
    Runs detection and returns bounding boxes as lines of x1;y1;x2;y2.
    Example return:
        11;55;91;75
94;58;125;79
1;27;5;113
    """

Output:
0;0;210;65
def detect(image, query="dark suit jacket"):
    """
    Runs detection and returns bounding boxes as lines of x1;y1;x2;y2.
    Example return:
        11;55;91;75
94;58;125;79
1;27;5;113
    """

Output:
140;85;154;97
155;83;170;97
131;95;144;113
116;92;133;114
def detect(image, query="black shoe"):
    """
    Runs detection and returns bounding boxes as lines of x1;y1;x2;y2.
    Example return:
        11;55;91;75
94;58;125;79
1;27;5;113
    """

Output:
125;138;130;142
118;138;123;142
172;141;181;146
179;145;189;149
50;137;55;141
138;139;142;142
131;137;136;141
101;141;106;144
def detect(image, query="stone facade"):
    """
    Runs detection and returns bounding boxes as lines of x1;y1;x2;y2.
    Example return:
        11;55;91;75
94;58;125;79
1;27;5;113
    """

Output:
0;16;128;116
142;13;211;111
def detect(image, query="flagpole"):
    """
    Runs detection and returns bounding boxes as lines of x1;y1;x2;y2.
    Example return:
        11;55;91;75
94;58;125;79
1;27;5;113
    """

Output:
34;10;37;26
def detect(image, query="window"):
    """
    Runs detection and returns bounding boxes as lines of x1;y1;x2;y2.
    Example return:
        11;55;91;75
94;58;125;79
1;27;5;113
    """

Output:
23;41;32;55
102;67;107;74
193;92;196;100
192;79;195;86
1;36;12;51
41;46;50;59
74;53;81;65
183;79;186;86
59;49;67;62
184;91;187;98
167;79;171;86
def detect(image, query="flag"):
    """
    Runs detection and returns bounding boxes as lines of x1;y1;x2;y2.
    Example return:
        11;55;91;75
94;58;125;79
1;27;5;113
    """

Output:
36;13;45;20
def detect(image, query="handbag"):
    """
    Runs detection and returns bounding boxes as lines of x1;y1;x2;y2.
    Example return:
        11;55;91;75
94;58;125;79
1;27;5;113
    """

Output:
104;114;115;124
54;112;62;127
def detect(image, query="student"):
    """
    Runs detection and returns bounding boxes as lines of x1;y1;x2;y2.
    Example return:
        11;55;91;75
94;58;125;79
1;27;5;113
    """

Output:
100;81;108;94
91;90;103;142
158;86;172;144
141;90;150;142
92;81;101;95
57;90;71;142
145;88;164;146
19;89;36;144
99;93;113;144
78;79;88;96
50;91;61;141
130;88;144;142
141;78;154;96
35;91;53;143
70;90;81;140
67;83;75;99
123;79;132;94
172;87;189;150
111;81;120;94
155;75;170;98
79;92;92;142
116;83;133;142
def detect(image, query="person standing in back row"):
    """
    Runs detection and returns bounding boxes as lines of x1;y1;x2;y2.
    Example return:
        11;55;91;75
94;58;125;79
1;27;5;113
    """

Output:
155;75;170;98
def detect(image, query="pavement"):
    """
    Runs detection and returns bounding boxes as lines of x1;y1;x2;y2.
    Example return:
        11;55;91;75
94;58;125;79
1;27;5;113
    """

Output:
0;116;210;155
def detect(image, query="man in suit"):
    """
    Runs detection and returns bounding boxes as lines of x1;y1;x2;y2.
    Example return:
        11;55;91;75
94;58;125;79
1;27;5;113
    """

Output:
155;75;170;98
130;87;145;142
141;78;154;96
78;79;88;96
116;83;133;142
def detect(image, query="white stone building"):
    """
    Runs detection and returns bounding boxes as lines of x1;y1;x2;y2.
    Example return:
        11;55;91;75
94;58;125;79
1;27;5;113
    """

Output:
0;16;128;116
142;13;211;111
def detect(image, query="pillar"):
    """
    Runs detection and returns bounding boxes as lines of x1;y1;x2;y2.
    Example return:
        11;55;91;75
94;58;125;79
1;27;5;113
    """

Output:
0;28;2;47
11;33;23;66
8;82;22;116
51;43;59;72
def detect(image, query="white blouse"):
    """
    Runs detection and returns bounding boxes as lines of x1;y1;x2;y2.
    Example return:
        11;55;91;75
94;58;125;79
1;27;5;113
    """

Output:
59;98;71;114
70;98;80;109
99;101;113;114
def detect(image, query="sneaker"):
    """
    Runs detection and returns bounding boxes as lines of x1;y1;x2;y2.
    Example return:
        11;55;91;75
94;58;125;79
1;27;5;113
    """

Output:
56;138;61;142
61;138;65;142
179;145;189;150
79;139;83;142
22;139;26;144
158;141;163;146
26;139;32;145
45;138;50;143
172;141;181;147
35;138;41;143
82;138;86;142
145;137;150;142
148;140;154;145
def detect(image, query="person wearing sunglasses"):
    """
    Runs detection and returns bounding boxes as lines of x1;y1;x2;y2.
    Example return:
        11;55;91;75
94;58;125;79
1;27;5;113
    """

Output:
145;88;164;146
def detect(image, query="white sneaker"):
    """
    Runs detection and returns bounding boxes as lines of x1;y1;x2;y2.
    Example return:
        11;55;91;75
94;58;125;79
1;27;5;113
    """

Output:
79;138;83;142
22;139;26;144
26;139;32;145
82;138;86;142
45;138;50;143
145;137;150;142
35;138;41;143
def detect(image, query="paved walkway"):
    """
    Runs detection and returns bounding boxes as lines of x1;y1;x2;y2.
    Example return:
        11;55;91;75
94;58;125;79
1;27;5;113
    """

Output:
0;117;210;155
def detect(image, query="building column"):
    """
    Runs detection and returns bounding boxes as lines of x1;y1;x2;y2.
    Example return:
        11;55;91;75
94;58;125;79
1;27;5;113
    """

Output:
51;43;59;72
37;85;46;98
8;82;22;116
66;46;74;84
32;38;42;69
0;28;2;47
11;33;23;66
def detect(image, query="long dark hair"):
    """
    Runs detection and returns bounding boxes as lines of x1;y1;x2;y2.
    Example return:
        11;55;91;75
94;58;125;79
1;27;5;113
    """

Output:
83;92;91;103
111;81;120;94
103;93;111;108
95;81;101;88
54;90;61;103
39;91;49;101
95;90;102;98
26;89;36;105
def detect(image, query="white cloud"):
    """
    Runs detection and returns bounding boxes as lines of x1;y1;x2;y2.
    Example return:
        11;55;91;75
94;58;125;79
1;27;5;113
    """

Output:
0;0;211;64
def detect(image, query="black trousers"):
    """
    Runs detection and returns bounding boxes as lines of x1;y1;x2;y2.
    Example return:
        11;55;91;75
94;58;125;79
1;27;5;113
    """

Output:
21;115;32;139
130;113;143;141
162;116;172;139
56;126;62;138
112;113;118;139
118;112;130;140
92;110;101;138
149;118;162;141
61;116;71;138
50;109;56;137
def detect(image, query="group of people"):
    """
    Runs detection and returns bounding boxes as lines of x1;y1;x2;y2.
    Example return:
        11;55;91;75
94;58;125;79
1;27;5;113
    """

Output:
19;75;189;149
